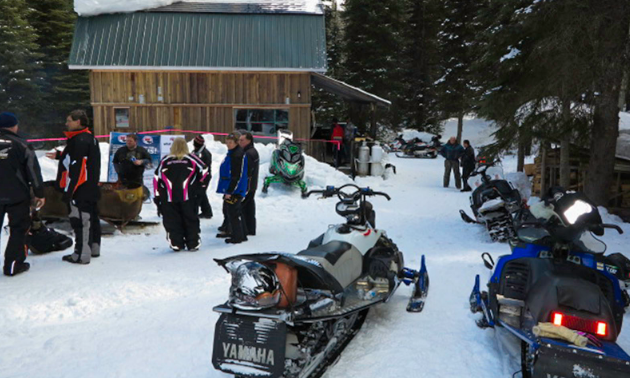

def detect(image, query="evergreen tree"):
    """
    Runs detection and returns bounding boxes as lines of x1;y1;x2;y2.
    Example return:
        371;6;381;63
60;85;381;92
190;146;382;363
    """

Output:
434;0;483;142
400;0;442;133
27;0;90;137
312;1;347;128
0;0;44;133
343;0;408;131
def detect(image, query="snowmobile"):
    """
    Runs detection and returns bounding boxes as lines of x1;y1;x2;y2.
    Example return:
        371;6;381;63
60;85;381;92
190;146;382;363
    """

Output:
211;184;430;378
262;130;307;195
460;163;522;242
395;136;441;159
469;189;630;378
385;135;407;153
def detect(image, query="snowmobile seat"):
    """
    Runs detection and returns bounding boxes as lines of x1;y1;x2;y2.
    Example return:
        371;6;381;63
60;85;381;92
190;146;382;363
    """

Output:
298;241;363;288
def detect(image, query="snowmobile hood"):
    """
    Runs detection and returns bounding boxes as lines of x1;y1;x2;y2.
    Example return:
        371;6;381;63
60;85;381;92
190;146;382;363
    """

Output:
215;253;345;294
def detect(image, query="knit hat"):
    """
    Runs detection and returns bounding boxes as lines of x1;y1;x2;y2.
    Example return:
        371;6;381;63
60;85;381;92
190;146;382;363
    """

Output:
194;135;205;147
0;112;18;129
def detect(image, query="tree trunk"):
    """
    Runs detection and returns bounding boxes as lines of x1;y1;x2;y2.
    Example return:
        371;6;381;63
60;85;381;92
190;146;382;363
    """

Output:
585;84;622;205
517;124;525;172
559;100;571;188
456;113;463;143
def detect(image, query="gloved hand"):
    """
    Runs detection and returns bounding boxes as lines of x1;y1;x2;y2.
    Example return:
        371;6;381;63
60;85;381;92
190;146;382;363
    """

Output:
153;197;162;217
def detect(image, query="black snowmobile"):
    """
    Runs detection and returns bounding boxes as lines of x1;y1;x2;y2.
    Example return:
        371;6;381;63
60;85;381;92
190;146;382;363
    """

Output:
470;189;630;378
460;162;523;242
395;135;441;159
262;130;307;194
211;184;429;378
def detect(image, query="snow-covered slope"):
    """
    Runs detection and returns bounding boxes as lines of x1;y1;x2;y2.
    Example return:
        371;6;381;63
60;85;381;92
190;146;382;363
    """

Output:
1;137;628;378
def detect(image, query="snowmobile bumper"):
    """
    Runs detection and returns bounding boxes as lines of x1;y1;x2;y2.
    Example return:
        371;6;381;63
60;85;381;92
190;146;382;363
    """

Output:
212;313;287;378
531;338;630;378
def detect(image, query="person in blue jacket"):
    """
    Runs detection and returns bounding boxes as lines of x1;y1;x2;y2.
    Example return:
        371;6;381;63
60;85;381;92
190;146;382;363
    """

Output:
440;136;465;189
216;133;248;244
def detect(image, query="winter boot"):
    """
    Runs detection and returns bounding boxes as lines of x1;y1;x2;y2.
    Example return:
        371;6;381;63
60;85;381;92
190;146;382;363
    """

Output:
62;254;90;265
4;261;30;276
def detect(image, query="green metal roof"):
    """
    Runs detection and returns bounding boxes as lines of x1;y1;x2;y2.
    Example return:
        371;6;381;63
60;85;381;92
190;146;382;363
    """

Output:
69;12;327;71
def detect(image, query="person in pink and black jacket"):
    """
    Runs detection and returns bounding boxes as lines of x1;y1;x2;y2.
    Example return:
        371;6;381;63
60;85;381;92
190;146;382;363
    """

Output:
153;138;207;252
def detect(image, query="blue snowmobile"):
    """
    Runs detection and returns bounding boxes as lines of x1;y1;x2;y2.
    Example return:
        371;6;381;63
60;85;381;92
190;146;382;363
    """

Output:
470;188;630;378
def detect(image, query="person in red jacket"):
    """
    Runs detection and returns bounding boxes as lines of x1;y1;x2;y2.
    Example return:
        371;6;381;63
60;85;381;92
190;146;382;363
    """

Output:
331;118;344;167
47;110;101;265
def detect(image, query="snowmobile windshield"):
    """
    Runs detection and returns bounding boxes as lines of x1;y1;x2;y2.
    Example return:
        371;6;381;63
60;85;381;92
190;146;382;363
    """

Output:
485;166;504;181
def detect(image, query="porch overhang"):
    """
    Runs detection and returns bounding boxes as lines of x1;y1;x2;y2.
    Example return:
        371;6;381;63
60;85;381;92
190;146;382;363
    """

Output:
310;73;391;108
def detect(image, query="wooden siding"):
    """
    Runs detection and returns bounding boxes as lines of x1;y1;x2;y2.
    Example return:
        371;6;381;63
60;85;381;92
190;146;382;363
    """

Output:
90;72;311;105
90;71;312;141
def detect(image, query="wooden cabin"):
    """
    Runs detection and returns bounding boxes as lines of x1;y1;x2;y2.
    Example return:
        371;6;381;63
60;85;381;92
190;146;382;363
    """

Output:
530;144;630;218
68;1;389;156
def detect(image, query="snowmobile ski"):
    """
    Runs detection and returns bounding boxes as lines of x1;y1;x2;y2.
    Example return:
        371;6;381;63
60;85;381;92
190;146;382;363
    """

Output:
402;256;430;313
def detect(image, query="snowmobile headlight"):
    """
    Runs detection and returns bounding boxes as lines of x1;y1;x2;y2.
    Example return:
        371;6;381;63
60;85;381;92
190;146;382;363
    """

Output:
563;199;593;225
229;262;281;310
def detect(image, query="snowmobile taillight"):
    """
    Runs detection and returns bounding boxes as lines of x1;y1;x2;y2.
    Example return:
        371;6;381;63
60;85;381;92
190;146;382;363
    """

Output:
551;312;609;338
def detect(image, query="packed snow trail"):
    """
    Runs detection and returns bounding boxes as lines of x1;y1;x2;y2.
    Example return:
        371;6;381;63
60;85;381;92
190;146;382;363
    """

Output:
1;150;629;378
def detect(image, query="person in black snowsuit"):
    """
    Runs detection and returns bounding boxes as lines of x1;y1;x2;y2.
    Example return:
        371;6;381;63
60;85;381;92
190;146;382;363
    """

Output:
192;135;213;219
239;132;259;236
48;110;101;265
112;134;151;188
216;133;248;244
154;138;206;251
440;136;465;189
0;112;46;276
461;140;476;192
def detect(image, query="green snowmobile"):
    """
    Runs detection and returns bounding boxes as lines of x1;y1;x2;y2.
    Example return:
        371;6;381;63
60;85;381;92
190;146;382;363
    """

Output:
262;130;307;194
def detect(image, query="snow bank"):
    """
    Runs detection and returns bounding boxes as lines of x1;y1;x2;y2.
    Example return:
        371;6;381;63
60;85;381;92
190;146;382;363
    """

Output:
442;117;496;147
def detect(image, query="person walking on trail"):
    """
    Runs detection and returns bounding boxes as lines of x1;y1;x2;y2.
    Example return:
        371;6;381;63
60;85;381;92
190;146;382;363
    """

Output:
461;140;476;192
0;112;46;276
154;138;207;252
192;135;213;219
112;133;151;189
216;133;248;244
47;110;101;265
440;136;464;189
239;132;259;236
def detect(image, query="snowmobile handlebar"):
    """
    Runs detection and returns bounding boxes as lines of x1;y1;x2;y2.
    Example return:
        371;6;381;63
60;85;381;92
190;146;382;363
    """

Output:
303;185;391;201
602;223;624;234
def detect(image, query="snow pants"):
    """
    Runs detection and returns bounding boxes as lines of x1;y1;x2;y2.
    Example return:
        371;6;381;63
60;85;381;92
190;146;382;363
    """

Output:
197;188;213;218
0;200;29;272
68;200;101;263
444;160;462;189
462;163;475;190
223;196;245;242
242;191;256;236
161;200;200;249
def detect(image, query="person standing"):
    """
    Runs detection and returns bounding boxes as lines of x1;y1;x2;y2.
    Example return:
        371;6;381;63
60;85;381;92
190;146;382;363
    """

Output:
331;118;344;167
0;112;45;276
216;133;248;244
440;136;464;189
192;135;213;219
154;138;206;251
461;140;476;192
47;110;101;265
238;132;259;236
112;133;152;188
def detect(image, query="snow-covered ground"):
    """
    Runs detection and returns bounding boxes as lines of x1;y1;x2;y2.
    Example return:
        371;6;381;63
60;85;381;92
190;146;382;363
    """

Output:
1;137;629;378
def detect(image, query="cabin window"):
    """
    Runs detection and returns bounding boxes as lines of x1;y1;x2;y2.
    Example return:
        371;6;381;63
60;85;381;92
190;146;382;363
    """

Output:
114;107;130;128
234;109;289;136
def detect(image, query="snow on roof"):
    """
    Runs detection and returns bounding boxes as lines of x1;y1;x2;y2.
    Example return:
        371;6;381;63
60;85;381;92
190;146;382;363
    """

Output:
75;0;323;16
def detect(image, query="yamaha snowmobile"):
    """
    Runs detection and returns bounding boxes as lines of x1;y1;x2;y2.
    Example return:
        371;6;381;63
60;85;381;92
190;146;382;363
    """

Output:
395;136;441;159
460;163;522;242
211;184;430;378
470;189;630;378
262;130;307;195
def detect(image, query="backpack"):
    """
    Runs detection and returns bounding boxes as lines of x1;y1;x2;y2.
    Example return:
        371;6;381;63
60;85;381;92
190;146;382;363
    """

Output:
27;225;73;254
